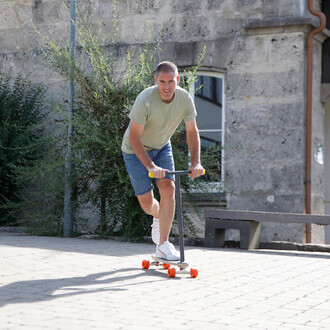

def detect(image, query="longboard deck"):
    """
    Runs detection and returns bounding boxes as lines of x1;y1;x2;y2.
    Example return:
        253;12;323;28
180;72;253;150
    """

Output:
151;255;189;268
142;255;198;278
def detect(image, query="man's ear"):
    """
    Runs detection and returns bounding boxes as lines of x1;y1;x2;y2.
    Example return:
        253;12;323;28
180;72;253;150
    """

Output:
176;75;181;84
155;75;158;84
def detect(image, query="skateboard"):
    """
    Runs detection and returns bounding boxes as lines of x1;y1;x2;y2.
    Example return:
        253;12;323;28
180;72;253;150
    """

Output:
142;170;205;278
142;255;198;278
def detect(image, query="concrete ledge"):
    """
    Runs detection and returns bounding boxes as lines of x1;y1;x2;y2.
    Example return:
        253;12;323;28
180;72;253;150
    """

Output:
245;17;315;29
204;209;330;225
244;17;330;41
260;241;330;253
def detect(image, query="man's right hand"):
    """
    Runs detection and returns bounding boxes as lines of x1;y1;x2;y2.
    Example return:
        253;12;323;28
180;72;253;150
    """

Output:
148;165;169;179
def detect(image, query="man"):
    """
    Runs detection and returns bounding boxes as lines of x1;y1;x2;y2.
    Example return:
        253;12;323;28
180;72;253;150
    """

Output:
122;61;204;261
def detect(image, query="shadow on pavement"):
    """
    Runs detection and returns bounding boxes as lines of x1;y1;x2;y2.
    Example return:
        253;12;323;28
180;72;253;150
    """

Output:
0;268;165;307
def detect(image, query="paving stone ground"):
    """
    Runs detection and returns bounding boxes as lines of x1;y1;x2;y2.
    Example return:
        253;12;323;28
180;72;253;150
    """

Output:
1;233;330;329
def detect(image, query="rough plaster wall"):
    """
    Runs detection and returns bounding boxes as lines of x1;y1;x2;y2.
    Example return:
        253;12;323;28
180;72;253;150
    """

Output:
0;1;310;71
311;37;326;243
224;30;307;242
312;39;325;215
225;31;306;212
0;0;313;92
325;100;330;244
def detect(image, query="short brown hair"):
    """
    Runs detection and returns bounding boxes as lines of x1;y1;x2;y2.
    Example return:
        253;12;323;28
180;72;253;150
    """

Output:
156;61;178;76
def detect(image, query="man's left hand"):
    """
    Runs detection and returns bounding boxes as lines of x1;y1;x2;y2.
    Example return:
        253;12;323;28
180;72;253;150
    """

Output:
189;164;205;180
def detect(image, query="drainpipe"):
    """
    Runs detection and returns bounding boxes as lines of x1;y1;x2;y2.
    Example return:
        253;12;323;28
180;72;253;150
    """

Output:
305;0;326;243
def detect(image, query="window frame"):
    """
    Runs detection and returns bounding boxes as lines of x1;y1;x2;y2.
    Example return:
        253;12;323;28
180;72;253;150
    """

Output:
188;71;226;185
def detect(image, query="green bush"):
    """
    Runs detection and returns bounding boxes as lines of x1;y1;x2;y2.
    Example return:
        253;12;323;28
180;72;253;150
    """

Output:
0;66;47;226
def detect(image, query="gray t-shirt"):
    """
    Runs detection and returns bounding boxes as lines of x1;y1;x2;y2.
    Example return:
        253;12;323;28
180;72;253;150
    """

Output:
121;85;197;154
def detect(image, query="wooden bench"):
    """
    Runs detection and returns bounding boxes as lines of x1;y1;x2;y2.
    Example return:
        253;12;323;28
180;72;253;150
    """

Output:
204;209;330;250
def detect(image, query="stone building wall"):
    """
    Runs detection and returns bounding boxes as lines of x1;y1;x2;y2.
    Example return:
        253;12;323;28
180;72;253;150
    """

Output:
224;28;308;242
0;0;328;242
0;1;314;77
310;24;327;242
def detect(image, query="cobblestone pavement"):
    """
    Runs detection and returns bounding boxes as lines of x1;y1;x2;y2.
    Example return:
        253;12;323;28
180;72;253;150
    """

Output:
1;233;330;329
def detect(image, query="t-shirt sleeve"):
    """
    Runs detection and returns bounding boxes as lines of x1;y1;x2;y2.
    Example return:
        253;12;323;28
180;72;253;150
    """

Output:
128;96;148;125
184;93;197;122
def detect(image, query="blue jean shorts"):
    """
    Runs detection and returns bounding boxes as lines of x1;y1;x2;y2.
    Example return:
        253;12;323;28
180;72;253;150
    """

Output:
122;142;175;196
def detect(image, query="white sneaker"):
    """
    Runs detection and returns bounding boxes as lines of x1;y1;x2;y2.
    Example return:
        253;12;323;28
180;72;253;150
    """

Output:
156;241;180;261
151;217;160;244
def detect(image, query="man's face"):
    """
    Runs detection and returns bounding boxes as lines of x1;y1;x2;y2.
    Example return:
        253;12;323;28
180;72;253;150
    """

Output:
155;71;180;103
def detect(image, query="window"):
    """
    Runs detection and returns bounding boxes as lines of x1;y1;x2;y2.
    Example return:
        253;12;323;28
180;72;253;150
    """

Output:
192;74;225;183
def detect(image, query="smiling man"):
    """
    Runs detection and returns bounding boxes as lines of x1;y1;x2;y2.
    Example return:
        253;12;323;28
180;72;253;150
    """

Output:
121;61;204;261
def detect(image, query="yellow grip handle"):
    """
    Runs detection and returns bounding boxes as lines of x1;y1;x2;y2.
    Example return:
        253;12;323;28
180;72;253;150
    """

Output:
190;169;206;176
148;169;205;178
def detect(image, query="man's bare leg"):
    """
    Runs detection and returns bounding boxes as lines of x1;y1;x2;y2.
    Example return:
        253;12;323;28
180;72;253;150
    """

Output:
137;190;159;218
156;179;175;245
136;179;175;245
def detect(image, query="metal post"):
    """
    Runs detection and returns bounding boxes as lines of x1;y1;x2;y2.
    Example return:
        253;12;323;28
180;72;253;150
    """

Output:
64;0;76;236
175;173;185;263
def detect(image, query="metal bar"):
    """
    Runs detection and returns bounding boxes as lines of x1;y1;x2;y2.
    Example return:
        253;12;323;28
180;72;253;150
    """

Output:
64;0;77;237
204;209;330;225
175;173;185;263
168;170;191;175
198;129;222;133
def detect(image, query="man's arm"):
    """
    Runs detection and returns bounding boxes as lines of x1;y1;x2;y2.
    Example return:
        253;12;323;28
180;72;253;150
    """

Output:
129;121;168;178
185;119;205;179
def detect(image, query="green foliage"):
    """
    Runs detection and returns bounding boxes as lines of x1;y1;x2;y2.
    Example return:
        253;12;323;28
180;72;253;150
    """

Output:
37;4;162;238
9;137;66;236
0;66;48;226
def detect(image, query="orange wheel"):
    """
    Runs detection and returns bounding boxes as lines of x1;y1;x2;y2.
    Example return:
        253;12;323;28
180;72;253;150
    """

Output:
163;263;170;269
190;268;198;278
142;260;150;269
168;268;176;278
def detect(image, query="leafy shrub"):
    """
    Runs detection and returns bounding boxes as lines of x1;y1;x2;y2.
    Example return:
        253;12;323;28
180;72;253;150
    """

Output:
0;66;47;226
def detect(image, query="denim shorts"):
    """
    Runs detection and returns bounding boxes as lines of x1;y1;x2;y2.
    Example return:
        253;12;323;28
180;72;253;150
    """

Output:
122;142;175;196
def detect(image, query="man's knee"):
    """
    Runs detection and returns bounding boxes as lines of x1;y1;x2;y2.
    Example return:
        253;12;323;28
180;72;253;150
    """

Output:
158;180;175;200
137;192;155;213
